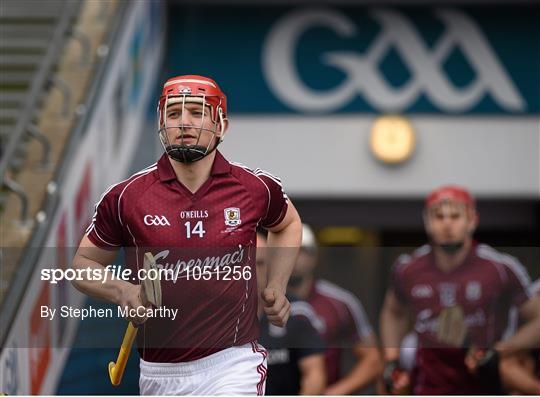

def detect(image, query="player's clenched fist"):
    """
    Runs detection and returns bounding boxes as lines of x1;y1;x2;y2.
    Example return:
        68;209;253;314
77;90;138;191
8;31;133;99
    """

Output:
118;283;150;326
262;288;290;327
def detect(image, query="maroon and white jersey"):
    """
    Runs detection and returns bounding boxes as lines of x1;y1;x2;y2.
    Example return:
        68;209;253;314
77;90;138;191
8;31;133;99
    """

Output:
306;279;373;385
86;151;288;362
391;243;532;394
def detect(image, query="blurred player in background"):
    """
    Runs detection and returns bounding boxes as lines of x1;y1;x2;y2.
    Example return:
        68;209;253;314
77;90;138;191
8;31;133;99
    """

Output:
71;75;302;395
256;231;326;395
380;185;540;395
288;224;382;395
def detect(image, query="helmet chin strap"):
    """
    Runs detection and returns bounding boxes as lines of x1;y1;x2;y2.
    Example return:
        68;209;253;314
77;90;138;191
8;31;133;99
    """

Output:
438;241;465;255
166;144;207;163
166;139;221;164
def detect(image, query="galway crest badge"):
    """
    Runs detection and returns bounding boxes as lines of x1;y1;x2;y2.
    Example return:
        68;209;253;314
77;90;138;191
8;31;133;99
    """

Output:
224;207;241;227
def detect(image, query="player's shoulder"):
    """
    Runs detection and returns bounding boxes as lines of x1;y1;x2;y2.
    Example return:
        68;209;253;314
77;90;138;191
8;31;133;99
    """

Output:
314;279;372;335
229;161;283;190
288;295;325;333
393;244;432;274
289;297;318;318
101;163;158;199
475;243;518;265
475;243;530;282
314;279;363;308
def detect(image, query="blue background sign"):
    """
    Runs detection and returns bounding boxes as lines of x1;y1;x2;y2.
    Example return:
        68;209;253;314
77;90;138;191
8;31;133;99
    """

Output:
165;5;539;114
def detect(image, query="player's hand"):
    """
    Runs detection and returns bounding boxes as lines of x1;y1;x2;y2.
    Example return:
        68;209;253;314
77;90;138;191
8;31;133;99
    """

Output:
465;347;499;375
465;347;502;393
383;360;410;395
118;282;150;326
262;288;290;327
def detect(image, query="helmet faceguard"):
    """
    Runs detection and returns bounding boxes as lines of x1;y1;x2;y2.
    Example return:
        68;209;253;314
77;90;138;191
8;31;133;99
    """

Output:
157;75;228;163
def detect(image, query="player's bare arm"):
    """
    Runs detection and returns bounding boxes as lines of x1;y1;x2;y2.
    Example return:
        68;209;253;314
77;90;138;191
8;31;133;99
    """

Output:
380;289;412;394
71;235;148;325
380;289;410;361
496;294;540;355
325;334;382;395
298;353;326;395
500;351;540;395
263;200;302;327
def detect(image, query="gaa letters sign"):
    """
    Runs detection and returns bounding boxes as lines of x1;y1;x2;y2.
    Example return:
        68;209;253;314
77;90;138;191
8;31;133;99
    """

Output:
167;5;539;114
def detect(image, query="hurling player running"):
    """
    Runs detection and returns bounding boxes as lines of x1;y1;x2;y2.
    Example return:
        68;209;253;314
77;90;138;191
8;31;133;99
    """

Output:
71;75;302;395
256;231;326;395
380;185;540;394
288;224;382;394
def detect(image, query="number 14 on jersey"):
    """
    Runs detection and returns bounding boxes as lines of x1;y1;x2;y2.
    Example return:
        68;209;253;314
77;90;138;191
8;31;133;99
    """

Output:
184;221;206;238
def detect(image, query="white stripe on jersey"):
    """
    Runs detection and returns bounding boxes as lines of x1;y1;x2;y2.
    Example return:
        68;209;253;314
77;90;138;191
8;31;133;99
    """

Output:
230;162;283;188
233;279;250;344
315;280;373;340
476;244;532;298
86;224;120;247
394;244;431;273
254;168;282;185
230;162;272;221
290;301;326;333
86;164;156;235
253;169;288;201
530;279;540;295
414;244;432;258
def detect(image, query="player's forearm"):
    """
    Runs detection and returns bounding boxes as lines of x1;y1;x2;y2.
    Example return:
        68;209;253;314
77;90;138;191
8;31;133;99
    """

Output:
496;317;540;356
299;355;326;395
327;348;382;394
300;370;326;395
380;306;409;361
500;355;540;395
266;219;302;292
71;253;129;305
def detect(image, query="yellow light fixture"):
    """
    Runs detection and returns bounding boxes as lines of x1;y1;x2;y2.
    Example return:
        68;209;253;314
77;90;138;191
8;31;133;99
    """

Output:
370;115;416;164
318;227;379;246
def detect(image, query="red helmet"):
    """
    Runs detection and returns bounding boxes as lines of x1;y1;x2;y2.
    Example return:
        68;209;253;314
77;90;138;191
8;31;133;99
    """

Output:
425;185;476;209
157;75;227;127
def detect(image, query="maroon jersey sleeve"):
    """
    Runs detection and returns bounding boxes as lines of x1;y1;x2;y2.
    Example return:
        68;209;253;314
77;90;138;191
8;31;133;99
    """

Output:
85;185;124;249
256;170;289;228
343;291;373;343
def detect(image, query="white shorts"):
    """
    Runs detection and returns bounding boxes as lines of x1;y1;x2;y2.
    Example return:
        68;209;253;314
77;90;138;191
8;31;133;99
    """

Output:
139;342;267;395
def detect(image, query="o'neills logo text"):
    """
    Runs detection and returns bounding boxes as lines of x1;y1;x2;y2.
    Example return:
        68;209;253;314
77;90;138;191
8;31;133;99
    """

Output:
152;245;246;283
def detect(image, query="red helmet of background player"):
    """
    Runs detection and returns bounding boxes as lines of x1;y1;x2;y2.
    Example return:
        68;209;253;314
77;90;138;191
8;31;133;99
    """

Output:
425;185;476;210
157;75;228;163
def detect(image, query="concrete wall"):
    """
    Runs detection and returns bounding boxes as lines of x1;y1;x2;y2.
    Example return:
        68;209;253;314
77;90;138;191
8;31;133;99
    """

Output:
221;116;539;198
